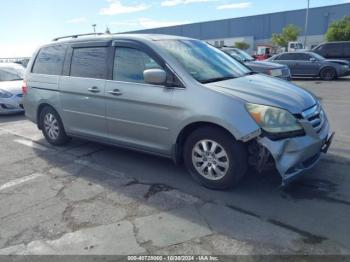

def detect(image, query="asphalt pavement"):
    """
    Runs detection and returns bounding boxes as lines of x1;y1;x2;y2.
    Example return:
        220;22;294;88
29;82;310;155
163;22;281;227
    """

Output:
0;77;349;256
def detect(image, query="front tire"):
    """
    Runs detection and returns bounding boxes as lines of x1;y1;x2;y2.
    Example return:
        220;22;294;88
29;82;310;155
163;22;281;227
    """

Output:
320;67;337;81
184;127;247;190
39;106;71;146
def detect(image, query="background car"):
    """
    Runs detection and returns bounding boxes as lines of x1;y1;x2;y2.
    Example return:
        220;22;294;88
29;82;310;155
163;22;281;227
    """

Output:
0;63;25;114
268;51;350;80
312;41;350;63
221;47;291;81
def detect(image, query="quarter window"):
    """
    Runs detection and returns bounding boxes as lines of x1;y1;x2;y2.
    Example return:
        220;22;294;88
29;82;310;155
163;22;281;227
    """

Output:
113;47;162;84
70;47;108;79
32;45;67;75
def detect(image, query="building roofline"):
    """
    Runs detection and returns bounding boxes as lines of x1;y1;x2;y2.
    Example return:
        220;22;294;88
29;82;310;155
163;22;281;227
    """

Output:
126;2;350;33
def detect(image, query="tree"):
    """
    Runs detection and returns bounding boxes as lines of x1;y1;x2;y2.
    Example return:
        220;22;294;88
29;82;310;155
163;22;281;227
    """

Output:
272;24;301;48
325;16;350;41
234;41;250;50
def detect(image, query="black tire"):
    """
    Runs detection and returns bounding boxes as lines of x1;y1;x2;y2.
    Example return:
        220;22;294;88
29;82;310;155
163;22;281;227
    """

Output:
184;127;247;190
320;67;337;81
39;106;71;146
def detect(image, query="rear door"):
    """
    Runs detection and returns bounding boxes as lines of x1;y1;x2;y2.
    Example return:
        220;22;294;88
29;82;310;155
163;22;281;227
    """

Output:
104;41;177;154
59;43;110;138
274;53;297;74
293;53;320;75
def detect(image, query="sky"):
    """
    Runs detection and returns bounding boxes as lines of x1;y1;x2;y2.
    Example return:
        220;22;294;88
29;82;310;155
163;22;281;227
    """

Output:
0;0;349;57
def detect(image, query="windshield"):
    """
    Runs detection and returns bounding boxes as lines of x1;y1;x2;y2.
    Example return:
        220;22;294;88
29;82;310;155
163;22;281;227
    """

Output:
0;67;25;81
228;49;254;62
156;40;251;83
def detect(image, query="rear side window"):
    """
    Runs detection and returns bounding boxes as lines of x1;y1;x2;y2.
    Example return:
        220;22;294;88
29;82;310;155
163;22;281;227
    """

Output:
294;53;311;60
70;47;108;79
277;53;296;60
325;44;343;57
344;43;350;56
32;45;67;75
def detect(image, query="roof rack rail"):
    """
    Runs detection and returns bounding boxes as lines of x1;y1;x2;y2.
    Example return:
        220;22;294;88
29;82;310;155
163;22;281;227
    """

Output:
52;33;106;42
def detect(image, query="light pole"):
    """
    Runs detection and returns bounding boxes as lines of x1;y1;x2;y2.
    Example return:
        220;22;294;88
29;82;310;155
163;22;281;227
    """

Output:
304;0;310;49
92;24;97;33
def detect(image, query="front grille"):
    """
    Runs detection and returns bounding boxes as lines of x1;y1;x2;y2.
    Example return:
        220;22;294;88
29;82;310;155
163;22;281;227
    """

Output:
302;103;325;134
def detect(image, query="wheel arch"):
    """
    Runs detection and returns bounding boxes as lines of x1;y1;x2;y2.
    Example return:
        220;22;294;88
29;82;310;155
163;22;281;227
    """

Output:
319;66;338;78
36;103;60;130
173;121;239;164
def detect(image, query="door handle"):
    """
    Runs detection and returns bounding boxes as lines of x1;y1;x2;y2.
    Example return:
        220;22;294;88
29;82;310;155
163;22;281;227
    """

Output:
108;89;123;96
88;86;100;93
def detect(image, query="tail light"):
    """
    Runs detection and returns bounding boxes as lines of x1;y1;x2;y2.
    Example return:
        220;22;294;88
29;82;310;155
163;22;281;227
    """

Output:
22;80;28;95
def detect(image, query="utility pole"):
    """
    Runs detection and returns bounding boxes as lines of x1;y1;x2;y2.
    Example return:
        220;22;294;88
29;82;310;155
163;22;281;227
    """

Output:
304;0;310;49
92;24;97;33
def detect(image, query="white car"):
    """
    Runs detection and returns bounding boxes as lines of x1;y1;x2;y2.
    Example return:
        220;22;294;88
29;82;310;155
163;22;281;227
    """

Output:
0;63;25;114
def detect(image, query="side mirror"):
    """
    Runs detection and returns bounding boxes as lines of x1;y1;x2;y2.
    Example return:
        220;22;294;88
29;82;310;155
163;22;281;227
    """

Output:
144;69;167;85
310;58;317;63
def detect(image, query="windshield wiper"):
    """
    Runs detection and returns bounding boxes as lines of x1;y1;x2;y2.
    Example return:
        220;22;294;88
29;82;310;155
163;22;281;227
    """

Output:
201;76;236;84
9;78;23;81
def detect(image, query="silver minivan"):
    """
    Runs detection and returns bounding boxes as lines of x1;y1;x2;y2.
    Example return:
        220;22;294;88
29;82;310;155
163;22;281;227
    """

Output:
23;34;334;189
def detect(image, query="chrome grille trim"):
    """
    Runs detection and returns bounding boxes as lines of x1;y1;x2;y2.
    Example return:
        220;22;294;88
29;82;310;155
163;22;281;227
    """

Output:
302;103;325;133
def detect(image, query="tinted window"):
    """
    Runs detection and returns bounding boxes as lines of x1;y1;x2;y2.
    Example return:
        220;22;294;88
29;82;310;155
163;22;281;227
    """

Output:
344;43;350;56
294;53;311;60
277;53;297;60
70;47;108;79
113;47;162;83
32;45;67;75
325;44;343;57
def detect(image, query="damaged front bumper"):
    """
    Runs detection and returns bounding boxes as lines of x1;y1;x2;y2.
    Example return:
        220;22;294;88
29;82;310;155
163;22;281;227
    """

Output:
255;105;334;186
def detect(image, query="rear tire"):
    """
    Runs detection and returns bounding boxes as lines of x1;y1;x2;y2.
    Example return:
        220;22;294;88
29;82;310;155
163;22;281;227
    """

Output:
320;67;337;81
39;106;71;146
184;127;247;190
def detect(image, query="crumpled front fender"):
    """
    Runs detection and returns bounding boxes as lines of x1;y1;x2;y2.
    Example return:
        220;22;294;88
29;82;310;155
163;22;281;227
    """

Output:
257;119;331;186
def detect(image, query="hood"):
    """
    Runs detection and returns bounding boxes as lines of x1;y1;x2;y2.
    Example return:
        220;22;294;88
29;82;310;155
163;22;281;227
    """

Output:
245;60;286;70
0;80;23;94
205;74;316;114
325;59;350;66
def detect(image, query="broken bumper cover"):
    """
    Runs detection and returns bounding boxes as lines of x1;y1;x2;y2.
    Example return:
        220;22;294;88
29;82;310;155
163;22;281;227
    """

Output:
257;116;333;186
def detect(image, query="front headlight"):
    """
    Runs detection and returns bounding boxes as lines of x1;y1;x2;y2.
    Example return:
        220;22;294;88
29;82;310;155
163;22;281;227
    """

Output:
0;89;13;98
246;103;303;133
268;69;283;77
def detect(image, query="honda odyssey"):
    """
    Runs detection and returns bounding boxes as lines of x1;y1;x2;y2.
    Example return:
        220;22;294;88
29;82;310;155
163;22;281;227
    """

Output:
23;34;334;189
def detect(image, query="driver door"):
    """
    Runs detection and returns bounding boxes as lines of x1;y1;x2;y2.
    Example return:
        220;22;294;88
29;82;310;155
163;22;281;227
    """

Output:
105;41;177;155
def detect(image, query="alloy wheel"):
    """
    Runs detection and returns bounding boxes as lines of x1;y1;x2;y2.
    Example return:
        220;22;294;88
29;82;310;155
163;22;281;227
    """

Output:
44;113;60;140
192;139;230;181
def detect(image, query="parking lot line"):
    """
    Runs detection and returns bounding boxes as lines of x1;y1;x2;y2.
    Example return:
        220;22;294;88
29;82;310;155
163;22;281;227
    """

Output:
13;139;49;151
0;173;43;192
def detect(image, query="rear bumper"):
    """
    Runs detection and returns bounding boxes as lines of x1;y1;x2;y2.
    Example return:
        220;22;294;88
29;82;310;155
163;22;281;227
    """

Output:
257;115;333;186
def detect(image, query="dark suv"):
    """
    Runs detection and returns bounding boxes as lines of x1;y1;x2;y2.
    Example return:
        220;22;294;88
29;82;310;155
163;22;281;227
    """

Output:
313;41;350;62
